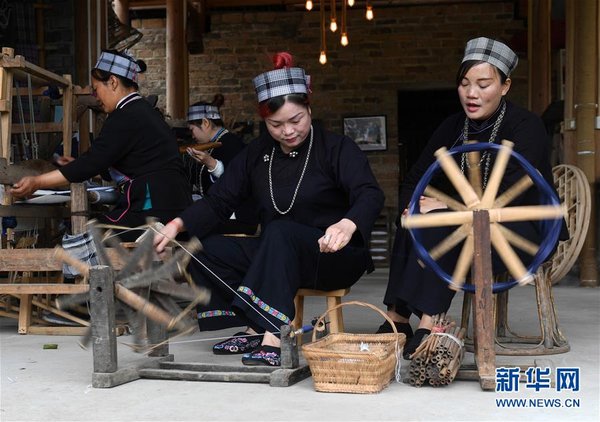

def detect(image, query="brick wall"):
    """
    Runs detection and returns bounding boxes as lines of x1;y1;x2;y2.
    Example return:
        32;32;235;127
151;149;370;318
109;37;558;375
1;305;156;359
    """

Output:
131;1;527;210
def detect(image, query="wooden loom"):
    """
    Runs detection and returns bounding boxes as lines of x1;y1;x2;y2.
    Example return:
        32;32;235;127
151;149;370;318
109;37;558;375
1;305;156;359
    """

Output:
0;46;93;334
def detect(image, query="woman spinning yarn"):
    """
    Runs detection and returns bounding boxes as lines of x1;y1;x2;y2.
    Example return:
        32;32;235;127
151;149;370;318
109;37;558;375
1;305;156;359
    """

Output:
155;52;384;367
378;37;566;359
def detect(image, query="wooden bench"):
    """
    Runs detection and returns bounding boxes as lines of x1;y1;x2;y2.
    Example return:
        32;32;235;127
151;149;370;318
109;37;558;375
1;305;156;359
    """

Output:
291;288;350;345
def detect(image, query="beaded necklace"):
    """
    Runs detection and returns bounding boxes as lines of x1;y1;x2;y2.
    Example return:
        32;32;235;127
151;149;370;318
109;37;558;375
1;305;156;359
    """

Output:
268;125;313;215
460;101;506;190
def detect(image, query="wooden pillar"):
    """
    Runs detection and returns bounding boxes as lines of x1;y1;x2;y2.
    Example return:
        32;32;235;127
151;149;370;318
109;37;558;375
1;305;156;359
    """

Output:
573;0;598;287
166;0;187;120
528;0;551;115
563;0;577;165
113;0;129;24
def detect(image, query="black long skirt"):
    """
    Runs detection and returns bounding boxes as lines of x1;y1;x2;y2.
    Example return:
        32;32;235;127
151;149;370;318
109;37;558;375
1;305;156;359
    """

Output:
189;219;370;332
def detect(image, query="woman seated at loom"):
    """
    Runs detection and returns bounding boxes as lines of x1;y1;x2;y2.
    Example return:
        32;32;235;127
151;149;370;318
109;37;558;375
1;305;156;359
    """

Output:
10;50;191;241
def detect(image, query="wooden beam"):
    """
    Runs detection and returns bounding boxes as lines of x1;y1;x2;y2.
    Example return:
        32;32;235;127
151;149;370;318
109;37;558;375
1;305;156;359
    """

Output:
0;284;90;294
166;0;187;119
129;0;497;10
0;55;71;87
0;205;71;219
528;0;551;115
114;0;130;23
573;0;598;287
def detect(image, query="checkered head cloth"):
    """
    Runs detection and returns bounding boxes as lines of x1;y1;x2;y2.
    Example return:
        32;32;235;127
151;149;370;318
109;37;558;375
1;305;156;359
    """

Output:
253;67;311;103
94;51;141;83
187;105;221;122
462;37;518;76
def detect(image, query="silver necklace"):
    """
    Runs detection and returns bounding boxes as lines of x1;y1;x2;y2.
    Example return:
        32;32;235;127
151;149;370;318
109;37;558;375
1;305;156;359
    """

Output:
268;125;313;215
460;102;506;190
197;128;229;196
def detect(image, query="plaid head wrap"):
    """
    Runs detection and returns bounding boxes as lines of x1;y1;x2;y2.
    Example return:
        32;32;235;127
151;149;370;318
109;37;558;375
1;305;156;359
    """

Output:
187;105;221;122
94;51;141;83
462;37;518;77
253;67;311;103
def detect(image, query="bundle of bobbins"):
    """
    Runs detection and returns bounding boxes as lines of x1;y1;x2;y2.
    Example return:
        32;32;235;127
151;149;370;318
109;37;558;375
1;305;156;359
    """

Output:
406;313;466;387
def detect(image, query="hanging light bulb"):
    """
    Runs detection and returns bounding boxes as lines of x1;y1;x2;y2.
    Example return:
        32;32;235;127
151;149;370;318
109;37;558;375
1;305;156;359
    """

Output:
319;50;327;65
366;5;374;20
340;0;348;46
348;0;355;6
305;1;313;11
319;0;327;65
341;33;349;46
330;18;338;32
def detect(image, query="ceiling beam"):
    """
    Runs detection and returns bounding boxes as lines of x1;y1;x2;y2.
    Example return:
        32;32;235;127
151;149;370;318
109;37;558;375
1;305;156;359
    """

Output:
128;0;502;11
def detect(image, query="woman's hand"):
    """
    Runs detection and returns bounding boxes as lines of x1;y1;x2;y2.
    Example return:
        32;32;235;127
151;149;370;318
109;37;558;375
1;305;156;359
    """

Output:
55;155;75;166
186;147;217;170
10;176;41;198
418;196;448;214
318;218;357;253
154;218;184;257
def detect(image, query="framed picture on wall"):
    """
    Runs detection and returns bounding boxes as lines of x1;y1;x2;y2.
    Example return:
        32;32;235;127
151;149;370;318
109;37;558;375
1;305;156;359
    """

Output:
343;115;387;151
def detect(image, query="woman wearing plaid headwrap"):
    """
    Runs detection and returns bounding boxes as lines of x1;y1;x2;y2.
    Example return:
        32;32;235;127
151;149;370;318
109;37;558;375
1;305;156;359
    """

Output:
11;50;191;240
183;95;258;234
155;52;384;366
378;37;567;359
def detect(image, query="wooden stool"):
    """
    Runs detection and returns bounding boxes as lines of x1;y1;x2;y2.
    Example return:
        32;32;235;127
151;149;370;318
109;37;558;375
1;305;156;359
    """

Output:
291;288;350;344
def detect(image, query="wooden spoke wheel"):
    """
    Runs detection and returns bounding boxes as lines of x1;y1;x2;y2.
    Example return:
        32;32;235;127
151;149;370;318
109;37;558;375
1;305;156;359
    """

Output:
54;222;209;351
402;140;565;293
548;164;591;284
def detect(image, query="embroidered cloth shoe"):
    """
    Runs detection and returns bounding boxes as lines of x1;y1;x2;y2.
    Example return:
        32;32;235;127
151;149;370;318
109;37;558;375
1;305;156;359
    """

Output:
241;346;281;367
375;320;414;340
212;332;262;355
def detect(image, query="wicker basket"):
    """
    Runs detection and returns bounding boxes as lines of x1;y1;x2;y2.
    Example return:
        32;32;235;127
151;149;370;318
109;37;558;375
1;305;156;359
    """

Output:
301;301;406;394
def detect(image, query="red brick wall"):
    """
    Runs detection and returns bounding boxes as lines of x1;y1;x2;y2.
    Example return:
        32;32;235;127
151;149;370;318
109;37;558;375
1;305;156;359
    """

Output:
131;2;527;210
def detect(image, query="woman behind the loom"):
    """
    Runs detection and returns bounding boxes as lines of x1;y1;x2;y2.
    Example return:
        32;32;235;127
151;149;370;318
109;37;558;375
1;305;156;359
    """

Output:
184;95;258;235
378;37;565;359
155;52;384;367
10;50;191;240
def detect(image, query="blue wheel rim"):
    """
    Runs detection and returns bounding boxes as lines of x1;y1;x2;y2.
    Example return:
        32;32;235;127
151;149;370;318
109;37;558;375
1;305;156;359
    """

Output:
407;142;562;293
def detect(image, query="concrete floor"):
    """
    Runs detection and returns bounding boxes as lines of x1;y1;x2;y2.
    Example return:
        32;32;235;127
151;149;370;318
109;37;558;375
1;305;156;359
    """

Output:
0;268;598;422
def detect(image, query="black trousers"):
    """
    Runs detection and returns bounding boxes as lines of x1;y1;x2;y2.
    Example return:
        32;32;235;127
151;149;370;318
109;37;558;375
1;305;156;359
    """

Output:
190;220;369;333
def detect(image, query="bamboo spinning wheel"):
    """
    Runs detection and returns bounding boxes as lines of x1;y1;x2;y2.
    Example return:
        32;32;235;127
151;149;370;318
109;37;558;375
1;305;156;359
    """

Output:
402;140;566;292
55;222;210;352
547;164;591;284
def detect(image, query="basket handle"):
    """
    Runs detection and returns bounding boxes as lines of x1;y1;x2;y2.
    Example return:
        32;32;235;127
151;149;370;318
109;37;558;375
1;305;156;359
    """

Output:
311;300;399;342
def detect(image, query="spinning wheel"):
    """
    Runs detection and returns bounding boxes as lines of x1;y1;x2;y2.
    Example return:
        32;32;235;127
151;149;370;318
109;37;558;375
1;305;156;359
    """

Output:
55;222;210;352
402;140;565;293
548;164;591;284
401;140;566;389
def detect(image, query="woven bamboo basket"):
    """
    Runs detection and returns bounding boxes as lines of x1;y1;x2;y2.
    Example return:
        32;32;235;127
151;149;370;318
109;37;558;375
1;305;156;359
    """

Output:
301;301;406;394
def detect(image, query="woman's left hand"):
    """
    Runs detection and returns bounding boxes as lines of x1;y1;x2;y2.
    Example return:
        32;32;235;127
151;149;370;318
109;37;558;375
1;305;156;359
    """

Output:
319;218;357;253
10;176;41;198
186;148;217;170
419;196;448;214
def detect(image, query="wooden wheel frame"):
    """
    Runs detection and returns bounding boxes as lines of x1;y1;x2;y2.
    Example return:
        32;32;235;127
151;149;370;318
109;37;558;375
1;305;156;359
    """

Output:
55;221;210;352
402;140;565;293
548;164;591;284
